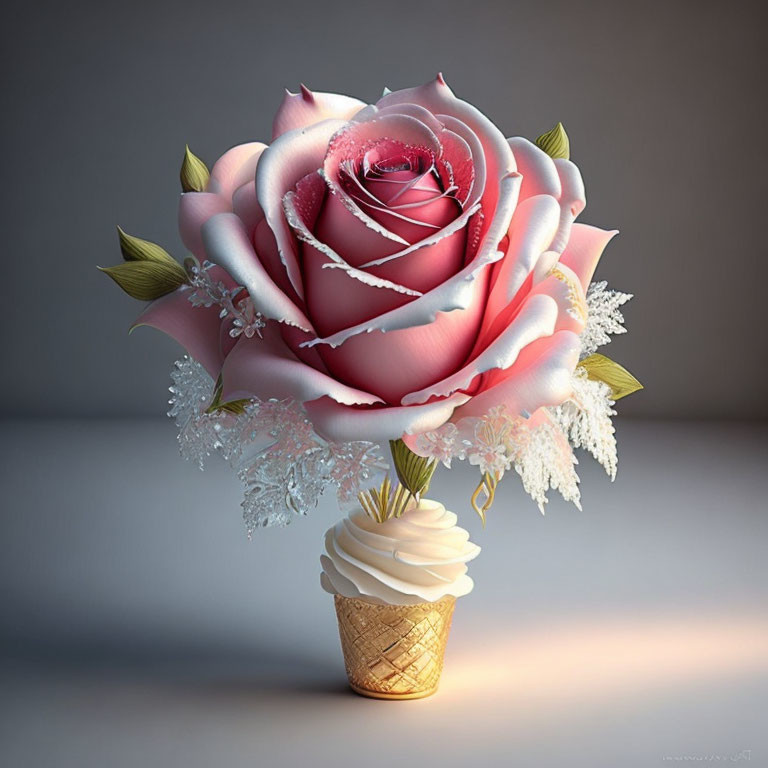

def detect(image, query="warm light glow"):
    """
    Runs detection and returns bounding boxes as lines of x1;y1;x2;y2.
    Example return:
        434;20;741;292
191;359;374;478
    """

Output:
439;612;768;709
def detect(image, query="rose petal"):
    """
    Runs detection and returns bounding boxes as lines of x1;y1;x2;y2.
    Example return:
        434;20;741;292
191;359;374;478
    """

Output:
324;189;478;273
252;217;303;306
178;192;232;261
231;180;261;237
130;272;234;378
257;118;347;298
282;177;422;335
272;86;365;140
558;224;619;290
551;158;586;253
300;241;417;337
361;101;445;135
401;294;559;405
316;284;487;403
507;138;586;255
279;323;330;371
220;324;381;406
377;75;516;257
361;168;456;229
437;126;476;208
313;188;404;269
291;169;466;295
209;142;267;203
362;226;467;294
303;172;521;349
527;261;588;335
305;391;471;443
453;330;581;420
357;102;477;207
508;137;562;200
201;212;313;331
480;194;562;341
437;114;486;211
320;115;444;248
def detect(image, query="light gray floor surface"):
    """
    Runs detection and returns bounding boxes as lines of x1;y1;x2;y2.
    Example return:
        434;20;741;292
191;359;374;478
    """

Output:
1;418;767;767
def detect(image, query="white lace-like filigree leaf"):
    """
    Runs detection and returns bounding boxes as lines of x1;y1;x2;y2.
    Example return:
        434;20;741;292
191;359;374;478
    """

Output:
553;368;618;479
167;356;387;535
185;260;265;339
509;414;581;514
580;280;632;358
411;368;618;512
412;405;581;512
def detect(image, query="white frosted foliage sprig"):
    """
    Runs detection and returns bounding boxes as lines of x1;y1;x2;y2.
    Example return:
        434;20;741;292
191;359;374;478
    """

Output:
167;357;387;534
580;280;632;358
510;414;581;513
185;260;265;340
553;368;618;479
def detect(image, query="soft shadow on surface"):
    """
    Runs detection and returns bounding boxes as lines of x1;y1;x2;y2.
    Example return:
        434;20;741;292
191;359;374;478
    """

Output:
0;632;351;700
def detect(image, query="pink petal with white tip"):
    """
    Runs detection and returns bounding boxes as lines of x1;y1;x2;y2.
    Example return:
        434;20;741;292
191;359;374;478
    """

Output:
305;392;471;443
378;75;516;251
480;194;561;338
507;138;586;254
287;169;466;297
257;118;347;297
231;180;261;237
401;294;559;405
551;158;586;253
272;86;366;140
316;283;488;404
320;115;444;247
178;192;231;260
454;330;581;420
201;212;313;331
508;137;562;200
220;325;381;406
210;142;267;203
303;172;520;349
436;114;486;211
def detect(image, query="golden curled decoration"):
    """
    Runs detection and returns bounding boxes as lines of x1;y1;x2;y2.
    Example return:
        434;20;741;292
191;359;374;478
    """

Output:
470;472;499;526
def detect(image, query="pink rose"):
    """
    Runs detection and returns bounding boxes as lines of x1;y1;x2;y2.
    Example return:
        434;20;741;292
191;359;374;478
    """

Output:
138;76;615;443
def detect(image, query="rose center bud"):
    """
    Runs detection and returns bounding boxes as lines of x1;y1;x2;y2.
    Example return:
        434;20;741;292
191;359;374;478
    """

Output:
343;145;461;244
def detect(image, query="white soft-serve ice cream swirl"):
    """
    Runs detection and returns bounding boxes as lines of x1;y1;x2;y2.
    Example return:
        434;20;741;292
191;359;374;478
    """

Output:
321;499;481;605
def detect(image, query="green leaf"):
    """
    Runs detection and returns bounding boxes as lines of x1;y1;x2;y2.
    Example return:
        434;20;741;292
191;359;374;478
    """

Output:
534;122;570;160
180;145;210;192
99;260;188;301
205;374;250;415
389;439;437;498
117;226;178;265
579;353;643;400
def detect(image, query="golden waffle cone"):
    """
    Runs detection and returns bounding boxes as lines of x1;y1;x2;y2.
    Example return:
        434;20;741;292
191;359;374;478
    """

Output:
333;594;456;700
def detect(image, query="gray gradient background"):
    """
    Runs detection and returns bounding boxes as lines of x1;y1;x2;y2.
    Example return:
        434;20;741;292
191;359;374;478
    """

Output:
1;0;767;418
2;1;768;767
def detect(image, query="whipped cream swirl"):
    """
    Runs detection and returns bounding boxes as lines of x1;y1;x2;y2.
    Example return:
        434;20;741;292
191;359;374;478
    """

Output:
321;499;480;605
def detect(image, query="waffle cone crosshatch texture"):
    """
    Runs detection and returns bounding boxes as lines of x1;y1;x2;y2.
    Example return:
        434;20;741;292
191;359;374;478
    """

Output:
333;594;456;699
